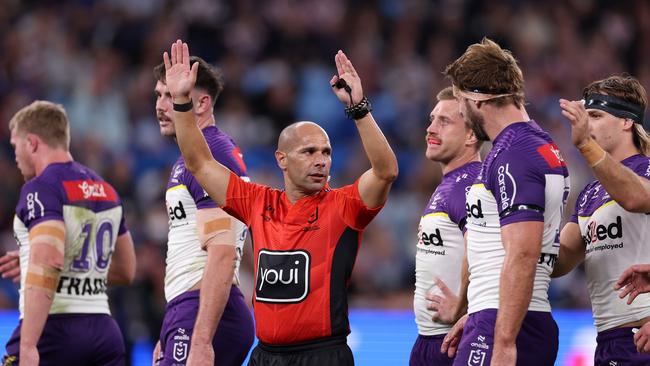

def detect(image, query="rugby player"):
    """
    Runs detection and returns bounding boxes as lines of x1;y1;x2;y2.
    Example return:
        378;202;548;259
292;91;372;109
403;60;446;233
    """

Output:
2;100;136;366
410;86;482;366
557;75;650;361
442;38;569;366
152;56;254;366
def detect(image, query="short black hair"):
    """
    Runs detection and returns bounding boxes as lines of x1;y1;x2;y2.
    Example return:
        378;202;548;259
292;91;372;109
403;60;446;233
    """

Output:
153;56;224;106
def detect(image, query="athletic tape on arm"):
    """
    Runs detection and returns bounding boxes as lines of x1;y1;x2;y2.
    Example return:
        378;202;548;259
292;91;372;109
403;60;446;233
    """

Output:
196;208;236;250
25;220;65;292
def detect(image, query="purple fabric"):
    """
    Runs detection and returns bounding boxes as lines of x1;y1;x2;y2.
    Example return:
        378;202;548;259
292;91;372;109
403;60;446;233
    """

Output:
572;154;650;224
410;334;454;366
159;286;254;366
3;313;125;366
594;326;650;366
453;309;558;366
477;121;569;227
15;161;127;234
166;126;248;210
423;162;481;232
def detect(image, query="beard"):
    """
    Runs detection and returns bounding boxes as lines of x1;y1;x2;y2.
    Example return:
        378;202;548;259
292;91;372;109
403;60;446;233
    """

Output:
464;100;490;141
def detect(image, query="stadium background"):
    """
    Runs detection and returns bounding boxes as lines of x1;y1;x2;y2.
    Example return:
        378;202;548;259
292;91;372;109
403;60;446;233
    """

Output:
0;0;648;364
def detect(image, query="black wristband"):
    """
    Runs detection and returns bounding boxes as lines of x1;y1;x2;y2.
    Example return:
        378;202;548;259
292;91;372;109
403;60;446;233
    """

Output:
345;96;372;120
173;100;193;112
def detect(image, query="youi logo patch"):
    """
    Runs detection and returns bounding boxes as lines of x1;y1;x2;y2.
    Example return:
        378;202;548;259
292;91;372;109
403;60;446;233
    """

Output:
256;250;310;303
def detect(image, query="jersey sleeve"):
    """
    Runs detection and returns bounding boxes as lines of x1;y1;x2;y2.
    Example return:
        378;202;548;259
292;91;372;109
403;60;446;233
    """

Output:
570;185;591;224
334;179;384;231
184;171;218;210
487;149;546;226
15;179;64;229
448;183;471;233
631;157;650;181
118;201;128;235
223;171;267;226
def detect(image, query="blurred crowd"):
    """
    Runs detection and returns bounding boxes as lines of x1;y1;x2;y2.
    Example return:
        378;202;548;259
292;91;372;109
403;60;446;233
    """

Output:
1;0;648;350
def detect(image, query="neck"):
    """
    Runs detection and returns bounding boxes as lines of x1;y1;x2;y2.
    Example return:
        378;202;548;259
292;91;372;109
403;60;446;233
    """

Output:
441;149;481;175
609;141;640;162
284;178;320;204
196;113;216;130
34;150;73;176
484;104;530;141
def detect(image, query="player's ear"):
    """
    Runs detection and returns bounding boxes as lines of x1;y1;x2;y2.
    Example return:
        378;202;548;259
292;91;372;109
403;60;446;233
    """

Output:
195;94;212;114
275;150;288;171
26;133;39;153
466;129;478;146
622;118;634;132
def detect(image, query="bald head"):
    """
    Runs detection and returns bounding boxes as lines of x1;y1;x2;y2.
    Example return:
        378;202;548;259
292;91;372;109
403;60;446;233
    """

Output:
278;121;329;152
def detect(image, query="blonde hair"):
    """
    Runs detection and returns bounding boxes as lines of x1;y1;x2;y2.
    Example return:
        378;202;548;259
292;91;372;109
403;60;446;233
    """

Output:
9;100;70;150
633;124;650;156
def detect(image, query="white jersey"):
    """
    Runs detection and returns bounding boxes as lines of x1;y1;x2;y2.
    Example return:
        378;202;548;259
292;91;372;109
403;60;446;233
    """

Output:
465;122;569;314
414;162;480;335
164;126;249;302
573;154;650;331
14;162;128;317
164;184;247;302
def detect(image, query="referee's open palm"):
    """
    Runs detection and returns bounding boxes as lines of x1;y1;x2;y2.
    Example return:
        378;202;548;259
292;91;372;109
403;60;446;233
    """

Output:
163;39;198;100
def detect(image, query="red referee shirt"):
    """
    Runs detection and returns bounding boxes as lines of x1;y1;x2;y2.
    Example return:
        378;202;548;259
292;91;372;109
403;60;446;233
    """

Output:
223;172;383;345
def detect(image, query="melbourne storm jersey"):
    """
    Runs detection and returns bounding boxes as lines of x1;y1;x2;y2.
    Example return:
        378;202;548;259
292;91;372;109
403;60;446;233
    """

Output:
13;162;127;317
571;154;650;331
223;173;382;345
414;162;480;336
465;121;569;314
164;126;248;302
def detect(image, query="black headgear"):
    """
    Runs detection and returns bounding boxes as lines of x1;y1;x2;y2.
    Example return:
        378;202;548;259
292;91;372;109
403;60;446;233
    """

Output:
584;93;645;124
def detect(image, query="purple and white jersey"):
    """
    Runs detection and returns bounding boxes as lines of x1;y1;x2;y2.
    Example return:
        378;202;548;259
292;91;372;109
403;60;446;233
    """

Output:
465;121;570;314
164;126;249;302
571;154;650;331
414;162;480;336
13;162;127;317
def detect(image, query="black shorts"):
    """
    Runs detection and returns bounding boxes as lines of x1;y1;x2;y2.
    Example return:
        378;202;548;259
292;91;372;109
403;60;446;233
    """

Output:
248;336;353;366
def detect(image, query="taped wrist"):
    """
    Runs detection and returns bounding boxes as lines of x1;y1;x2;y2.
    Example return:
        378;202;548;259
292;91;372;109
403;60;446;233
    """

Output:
577;138;607;167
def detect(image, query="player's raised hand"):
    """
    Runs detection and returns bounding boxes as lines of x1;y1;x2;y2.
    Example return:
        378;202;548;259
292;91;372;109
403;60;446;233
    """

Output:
426;277;461;324
559;98;590;148
330;50;363;107
163;39;198;100
615;264;650;305
0;250;20;283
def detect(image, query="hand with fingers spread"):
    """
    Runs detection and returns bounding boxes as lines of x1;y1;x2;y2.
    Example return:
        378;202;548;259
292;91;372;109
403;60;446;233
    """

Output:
614;264;650;305
0;250;20;283
330;50;364;107
559;98;590;148
426;277;461;324
163;39;199;101
441;313;467;358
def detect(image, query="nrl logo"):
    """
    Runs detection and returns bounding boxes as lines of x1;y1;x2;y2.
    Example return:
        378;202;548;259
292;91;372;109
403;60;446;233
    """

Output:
173;341;188;362
467;349;486;366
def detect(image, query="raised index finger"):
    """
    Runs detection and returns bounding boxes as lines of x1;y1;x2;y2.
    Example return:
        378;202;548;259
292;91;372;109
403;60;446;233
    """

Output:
182;41;191;66
334;51;344;76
